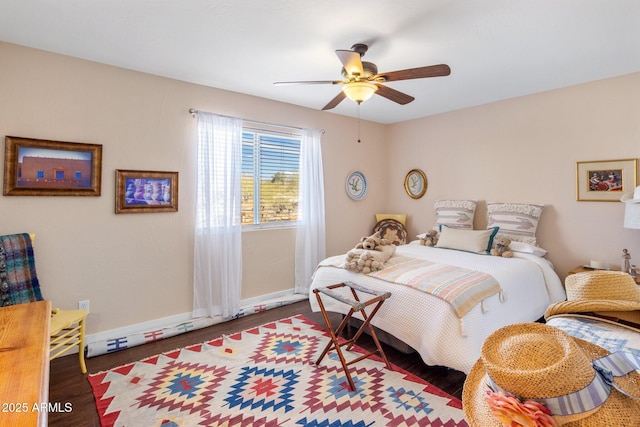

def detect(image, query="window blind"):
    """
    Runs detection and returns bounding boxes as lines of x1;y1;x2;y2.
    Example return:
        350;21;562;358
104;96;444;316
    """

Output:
241;129;301;226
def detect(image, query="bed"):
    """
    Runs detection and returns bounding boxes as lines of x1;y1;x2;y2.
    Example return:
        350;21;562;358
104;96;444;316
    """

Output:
309;240;566;374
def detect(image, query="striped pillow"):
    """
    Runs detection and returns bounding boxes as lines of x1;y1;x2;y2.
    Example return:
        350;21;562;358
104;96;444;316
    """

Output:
487;202;544;245
433;200;476;231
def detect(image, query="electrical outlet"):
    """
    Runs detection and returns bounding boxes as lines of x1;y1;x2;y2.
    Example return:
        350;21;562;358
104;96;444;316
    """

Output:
78;300;90;312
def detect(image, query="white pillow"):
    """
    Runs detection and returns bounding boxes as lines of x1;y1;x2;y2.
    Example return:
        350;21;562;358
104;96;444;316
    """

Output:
432;200;476;231
435;226;499;254
509;241;547;257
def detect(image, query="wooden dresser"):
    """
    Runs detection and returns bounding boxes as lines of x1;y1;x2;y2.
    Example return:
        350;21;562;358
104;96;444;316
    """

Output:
0;300;51;426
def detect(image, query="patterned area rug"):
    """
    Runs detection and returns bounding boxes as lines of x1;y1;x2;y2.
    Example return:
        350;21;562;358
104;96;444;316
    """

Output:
88;315;468;426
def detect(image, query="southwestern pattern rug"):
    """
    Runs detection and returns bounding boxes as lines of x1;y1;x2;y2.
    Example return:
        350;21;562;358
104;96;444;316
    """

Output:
88;315;468;426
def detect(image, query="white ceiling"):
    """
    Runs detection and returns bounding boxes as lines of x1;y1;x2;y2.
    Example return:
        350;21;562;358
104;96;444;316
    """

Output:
1;0;639;124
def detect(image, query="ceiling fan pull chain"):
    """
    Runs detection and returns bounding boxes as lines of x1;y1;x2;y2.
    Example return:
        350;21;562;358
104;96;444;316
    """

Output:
357;102;362;143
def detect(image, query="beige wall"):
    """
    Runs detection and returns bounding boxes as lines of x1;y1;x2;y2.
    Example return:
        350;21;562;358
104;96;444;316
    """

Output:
0;42;387;334
1;41;638;337
387;72;640;278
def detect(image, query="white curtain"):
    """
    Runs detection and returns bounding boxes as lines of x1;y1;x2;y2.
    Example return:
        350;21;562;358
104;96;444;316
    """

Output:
193;112;243;318
295;128;326;294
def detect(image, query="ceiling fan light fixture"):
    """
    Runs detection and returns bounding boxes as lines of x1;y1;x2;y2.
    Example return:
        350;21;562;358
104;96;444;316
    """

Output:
342;81;377;103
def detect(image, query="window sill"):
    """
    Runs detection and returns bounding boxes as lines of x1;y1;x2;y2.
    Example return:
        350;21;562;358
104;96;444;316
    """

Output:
242;223;298;232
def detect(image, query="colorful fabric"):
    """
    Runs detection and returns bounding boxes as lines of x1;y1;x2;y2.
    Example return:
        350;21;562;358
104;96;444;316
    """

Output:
546;315;640;356
369;256;502;318
0;233;43;306
88;315;468;426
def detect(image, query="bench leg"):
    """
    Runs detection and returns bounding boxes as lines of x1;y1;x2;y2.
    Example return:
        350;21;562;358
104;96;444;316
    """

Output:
350;295;392;370
313;286;393;392
314;290;358;391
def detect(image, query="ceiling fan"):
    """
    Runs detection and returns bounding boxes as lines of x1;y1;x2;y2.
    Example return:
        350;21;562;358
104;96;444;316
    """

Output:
274;43;451;111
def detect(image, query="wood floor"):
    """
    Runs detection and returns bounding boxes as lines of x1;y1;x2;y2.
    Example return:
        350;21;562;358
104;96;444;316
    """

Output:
48;300;467;426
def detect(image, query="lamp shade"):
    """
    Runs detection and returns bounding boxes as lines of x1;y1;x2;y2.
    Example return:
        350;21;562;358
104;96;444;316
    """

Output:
624;203;640;229
342;82;377;103
622;185;640;229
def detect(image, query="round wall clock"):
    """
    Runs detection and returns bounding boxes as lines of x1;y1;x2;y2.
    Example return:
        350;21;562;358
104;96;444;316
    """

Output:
404;169;427;199
346;171;367;200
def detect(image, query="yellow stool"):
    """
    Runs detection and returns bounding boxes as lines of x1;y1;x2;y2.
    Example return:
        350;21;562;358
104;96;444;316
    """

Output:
50;308;88;373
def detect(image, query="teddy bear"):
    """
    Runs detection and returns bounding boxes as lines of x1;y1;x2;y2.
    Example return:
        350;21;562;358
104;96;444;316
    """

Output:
349;251;385;274
491;236;513;258
344;232;395;274
419;230;439;247
354;231;392;250
345;249;392;274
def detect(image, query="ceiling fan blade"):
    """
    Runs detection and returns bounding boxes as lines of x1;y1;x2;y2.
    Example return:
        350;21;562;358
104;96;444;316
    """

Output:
376;64;451;82
335;50;364;77
374;84;415;105
274;80;341;85
321;91;346;110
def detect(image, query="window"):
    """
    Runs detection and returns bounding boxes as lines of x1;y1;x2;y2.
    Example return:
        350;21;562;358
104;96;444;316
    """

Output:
241;126;300;227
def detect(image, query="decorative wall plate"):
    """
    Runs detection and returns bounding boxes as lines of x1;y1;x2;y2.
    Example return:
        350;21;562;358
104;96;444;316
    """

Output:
404;169;427;199
346;171;367;200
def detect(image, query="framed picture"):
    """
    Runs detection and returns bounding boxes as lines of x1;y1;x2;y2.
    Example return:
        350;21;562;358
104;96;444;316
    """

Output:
115;170;178;214
345;171;367;200
3;136;102;196
576;158;637;201
404;168;427;199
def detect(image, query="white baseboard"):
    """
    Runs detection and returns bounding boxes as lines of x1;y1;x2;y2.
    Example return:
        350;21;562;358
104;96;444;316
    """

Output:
84;288;302;347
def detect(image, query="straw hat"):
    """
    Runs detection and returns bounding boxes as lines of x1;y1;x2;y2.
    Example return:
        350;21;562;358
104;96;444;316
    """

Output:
463;323;640;426
544;271;640;322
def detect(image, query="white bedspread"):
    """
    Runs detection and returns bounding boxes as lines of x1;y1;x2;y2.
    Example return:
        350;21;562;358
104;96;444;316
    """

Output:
309;241;566;374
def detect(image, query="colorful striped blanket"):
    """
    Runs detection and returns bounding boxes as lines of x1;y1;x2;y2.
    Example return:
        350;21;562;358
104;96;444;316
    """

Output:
320;254;503;319
0;233;43;307
370;256;503;318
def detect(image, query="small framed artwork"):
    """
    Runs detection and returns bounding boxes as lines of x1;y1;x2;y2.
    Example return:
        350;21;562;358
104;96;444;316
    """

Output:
404;168;427;199
346;170;367;200
3;136;102;196
576;158;637;201
115;169;178;213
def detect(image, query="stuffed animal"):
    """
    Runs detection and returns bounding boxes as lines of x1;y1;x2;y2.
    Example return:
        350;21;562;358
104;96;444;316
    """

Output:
491;237;513;258
345;232;395;274
355;231;392;250
419;230;439;247
346;251;382;274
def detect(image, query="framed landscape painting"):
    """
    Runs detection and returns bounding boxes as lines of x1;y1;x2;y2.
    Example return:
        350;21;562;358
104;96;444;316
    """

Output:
115;169;178;214
3;136;102;196
576;158;637;201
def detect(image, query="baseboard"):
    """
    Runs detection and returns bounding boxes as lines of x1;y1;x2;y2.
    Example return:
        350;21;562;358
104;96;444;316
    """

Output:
85;288;302;347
